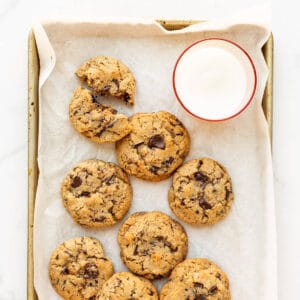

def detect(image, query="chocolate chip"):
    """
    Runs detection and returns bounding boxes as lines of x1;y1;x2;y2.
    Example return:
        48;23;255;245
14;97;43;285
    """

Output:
148;134;166;150
91;94;98;104
156;236;178;252
162;156;174;167
98;257;107;262
93;216;106;222
198;160;203;168
123;92;130;103
156;235;164;242
80;191;90;197
194;171;209;182
133;142;144;148
108;207;117;221
105;175;115;185
83;263;99;279
71;176;82;188
110;108;118;114
115;278;122;287
225;187;231;200
111;78;119;89
133;245;139;255
152;274;164;280
61;268;69;275
195;295;206;300
148;289;154;296
208;286;218;295
194;282;204;288
149;165;160;174
199;197;212;210
100;85;111;95
141;249;149;256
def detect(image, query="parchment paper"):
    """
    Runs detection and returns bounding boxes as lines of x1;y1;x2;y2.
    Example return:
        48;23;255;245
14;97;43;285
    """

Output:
33;19;276;300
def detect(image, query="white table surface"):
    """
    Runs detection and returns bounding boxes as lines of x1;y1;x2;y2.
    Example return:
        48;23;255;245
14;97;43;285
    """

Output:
0;0;299;299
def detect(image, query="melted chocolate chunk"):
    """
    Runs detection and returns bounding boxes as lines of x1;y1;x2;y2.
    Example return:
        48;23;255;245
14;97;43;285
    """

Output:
149;165;160;174
82;263;99;279
162;156;174;167
123;92;130;103
156;236;178;252
108;207;116;220
148;289;154;296
100;85;111;95
115;278;122;287
93;216;106;222
110;108;118;114
195;295;206;300
111;78;119;89
194;171;209;183
71;176;82;188
208;285;218;295
61;268;69;275
148;134;166;150
80;191;90;197
133;245;139;255
91;94;99;104
225;187;231;200
199;197;212;210
105;175;115;185
133;142;144;148
194;282;204;288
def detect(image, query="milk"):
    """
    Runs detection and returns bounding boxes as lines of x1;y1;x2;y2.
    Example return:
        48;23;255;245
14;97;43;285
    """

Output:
174;41;253;120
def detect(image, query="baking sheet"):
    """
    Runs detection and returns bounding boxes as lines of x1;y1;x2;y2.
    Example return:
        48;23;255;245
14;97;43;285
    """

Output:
32;20;276;300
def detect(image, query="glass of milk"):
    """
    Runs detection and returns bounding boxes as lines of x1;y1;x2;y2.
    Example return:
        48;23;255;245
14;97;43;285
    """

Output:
173;38;257;121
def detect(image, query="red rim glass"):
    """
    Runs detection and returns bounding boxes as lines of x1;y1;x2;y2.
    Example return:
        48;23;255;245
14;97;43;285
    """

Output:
172;38;257;122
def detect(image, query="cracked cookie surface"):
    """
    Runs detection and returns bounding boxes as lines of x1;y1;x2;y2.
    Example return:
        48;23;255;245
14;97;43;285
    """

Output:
49;237;114;300
168;158;233;225
96;272;158;299
116;111;190;181
69;87;132;144
76;56;135;105
118;211;188;280
61;159;132;228
160;258;231;300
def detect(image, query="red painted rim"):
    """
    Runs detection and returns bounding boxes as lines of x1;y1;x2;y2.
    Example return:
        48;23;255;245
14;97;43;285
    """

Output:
172;38;257;122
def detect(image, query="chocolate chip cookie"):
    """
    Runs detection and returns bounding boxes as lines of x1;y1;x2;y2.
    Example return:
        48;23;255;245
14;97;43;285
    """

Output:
49;237;114;300
116;111;190;181
168;158;234;225
96;272;158;299
76;56;135;105
118;211;188;280
160;258;231;300
61;159;132;228
69;87;132;144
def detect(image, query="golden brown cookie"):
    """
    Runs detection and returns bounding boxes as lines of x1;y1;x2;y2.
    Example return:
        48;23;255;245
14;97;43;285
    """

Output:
49;237;114;300
96;272;158;300
168;158;234;225
61;159;132;228
118;211;188;280
116;111;190;181
76;56;135;105
69;87;132;144
160;258;231;300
